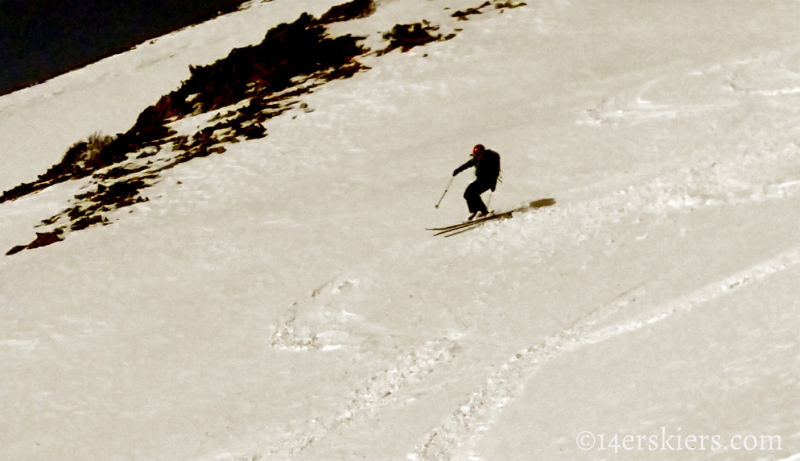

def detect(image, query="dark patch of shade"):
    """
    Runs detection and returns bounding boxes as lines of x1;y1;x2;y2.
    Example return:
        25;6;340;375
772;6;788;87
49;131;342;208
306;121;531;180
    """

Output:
0;0;247;96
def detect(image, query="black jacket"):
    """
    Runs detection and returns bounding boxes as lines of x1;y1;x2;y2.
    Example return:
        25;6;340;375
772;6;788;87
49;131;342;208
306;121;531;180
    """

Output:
453;149;501;189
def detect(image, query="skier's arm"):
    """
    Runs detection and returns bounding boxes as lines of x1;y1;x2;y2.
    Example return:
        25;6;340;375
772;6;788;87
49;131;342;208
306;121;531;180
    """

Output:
452;158;476;176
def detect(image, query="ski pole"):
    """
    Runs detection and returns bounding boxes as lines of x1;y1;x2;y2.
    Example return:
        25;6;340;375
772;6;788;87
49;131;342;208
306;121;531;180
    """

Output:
435;176;454;209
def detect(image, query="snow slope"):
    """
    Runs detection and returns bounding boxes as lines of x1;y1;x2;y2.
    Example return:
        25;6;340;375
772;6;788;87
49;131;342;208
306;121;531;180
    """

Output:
2;0;800;460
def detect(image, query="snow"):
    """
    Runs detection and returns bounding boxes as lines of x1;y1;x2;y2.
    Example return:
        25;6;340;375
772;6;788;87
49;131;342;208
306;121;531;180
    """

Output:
1;0;800;460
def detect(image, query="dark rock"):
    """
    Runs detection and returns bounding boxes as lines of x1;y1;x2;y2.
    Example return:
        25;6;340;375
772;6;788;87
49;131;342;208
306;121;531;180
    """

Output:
239;123;267;140
381;22;443;54
6;245;26;256
319;0;375;24
451;2;491;20
70;215;106;231
27;230;64;250
495;1;527;9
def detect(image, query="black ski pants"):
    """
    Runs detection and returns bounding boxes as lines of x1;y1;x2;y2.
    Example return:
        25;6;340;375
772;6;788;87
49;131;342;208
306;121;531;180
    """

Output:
464;179;493;214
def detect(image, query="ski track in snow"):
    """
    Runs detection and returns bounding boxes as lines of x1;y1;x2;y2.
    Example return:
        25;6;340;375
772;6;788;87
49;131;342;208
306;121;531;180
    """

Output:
249;139;800;460
410;247;800;461
580;47;800;126
409;70;800;458
242;275;462;459
459;139;800;263
252;336;461;459
256;127;800;459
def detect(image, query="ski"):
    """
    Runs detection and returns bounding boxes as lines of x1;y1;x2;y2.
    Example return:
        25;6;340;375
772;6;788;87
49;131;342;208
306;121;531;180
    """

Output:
426;211;506;232
426;198;557;237
433;211;513;237
442;224;484;238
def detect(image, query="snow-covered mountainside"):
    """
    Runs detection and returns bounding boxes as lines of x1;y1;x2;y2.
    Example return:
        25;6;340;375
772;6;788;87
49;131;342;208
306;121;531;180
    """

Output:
1;0;799;460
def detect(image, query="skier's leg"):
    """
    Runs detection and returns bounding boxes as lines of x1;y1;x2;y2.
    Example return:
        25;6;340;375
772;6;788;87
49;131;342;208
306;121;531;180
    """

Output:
464;180;491;214
464;182;480;213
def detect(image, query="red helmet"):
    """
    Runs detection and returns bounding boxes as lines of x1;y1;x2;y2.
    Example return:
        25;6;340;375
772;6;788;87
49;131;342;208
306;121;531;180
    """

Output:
472;144;485;157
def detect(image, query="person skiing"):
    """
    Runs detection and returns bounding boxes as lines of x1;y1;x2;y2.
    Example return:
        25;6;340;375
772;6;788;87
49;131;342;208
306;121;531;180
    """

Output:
452;144;501;220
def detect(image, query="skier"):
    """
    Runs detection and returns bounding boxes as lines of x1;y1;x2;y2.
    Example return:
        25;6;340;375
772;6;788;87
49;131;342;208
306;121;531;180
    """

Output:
452;144;501;220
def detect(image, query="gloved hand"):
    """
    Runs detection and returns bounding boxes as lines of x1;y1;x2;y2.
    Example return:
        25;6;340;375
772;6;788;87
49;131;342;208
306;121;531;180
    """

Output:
452;169;459;176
